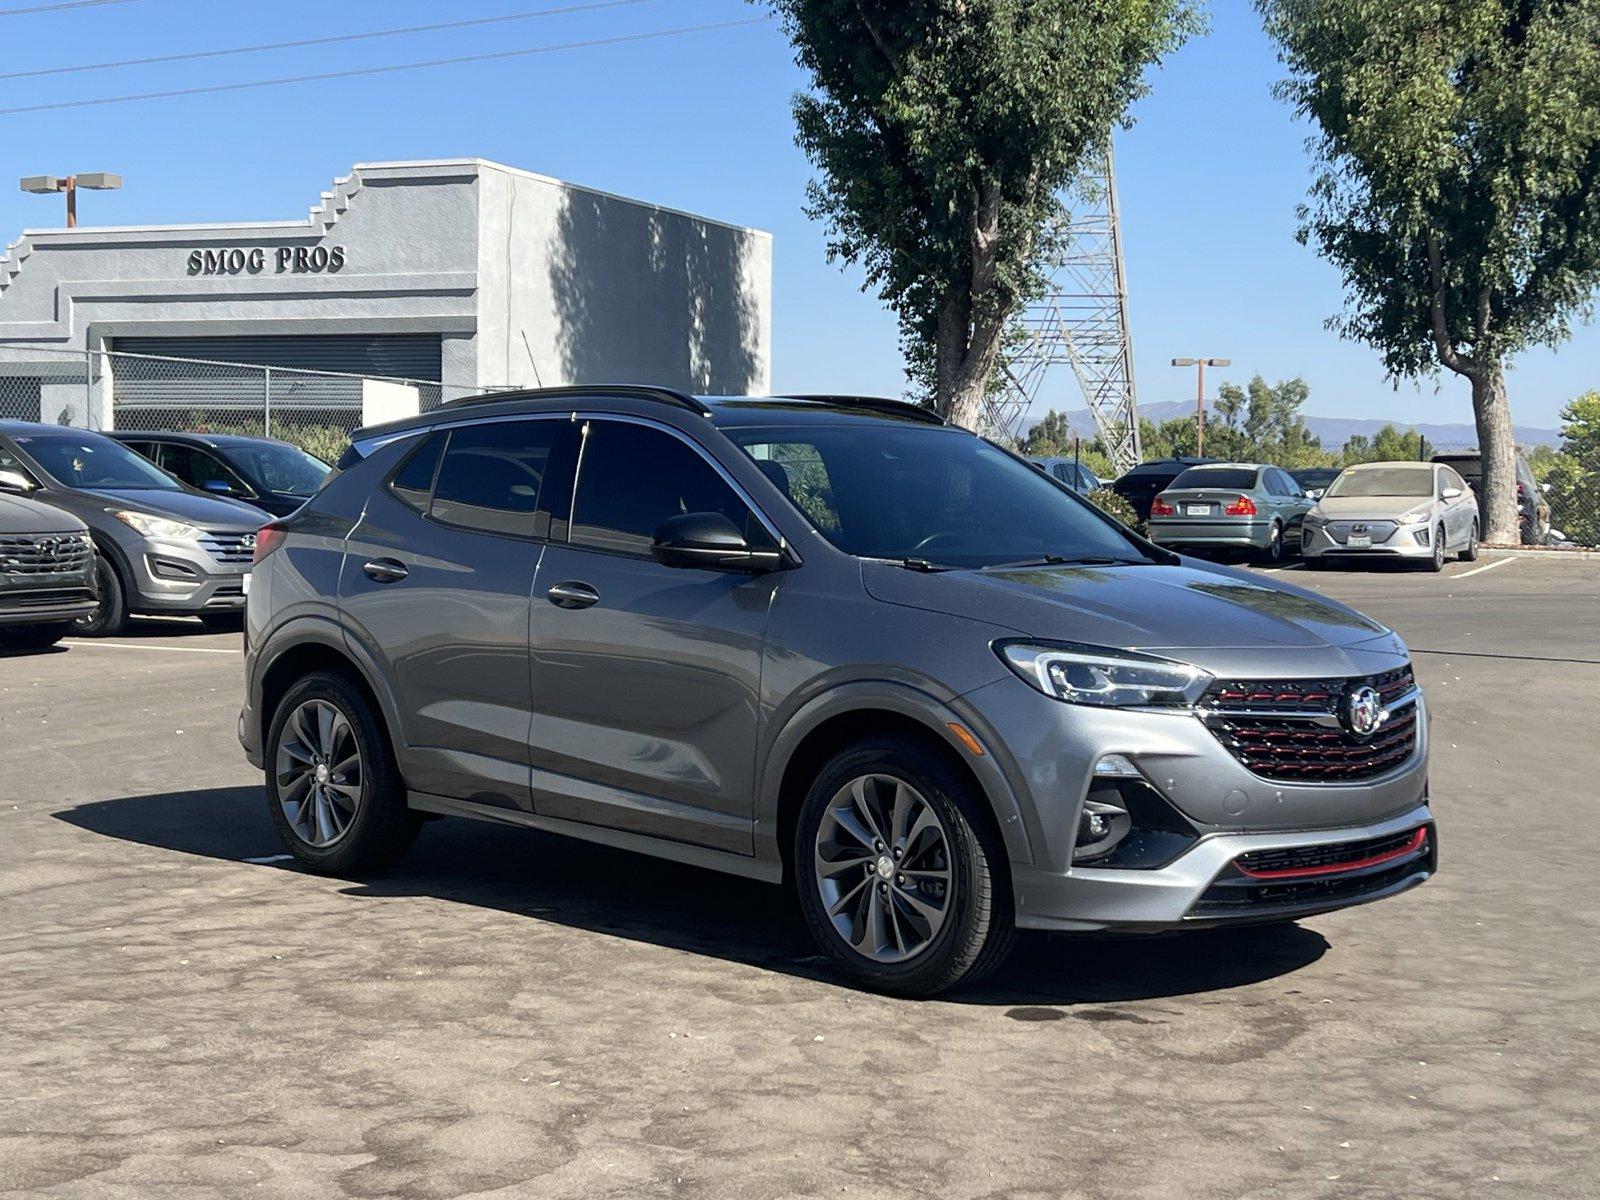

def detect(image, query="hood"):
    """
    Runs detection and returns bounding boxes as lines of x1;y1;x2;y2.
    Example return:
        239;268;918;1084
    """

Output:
1313;496;1431;521
78;487;270;529
0;491;87;535
863;560;1402;674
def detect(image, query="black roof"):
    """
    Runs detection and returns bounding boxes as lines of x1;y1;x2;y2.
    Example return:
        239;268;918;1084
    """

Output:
0;419;114;437
106;430;272;449
350;385;953;443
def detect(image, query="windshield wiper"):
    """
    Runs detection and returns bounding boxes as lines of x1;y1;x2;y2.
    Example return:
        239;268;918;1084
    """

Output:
983;554;1150;570
895;557;952;572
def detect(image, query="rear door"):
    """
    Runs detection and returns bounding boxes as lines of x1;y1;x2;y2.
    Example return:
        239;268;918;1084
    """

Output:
339;417;564;809
526;417;778;853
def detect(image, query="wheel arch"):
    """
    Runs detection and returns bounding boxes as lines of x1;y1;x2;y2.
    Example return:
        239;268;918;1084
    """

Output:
255;620;402;774
756;682;1034;880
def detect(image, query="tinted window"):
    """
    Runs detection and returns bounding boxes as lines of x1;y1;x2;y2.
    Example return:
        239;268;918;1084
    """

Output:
1171;467;1260;490
1271;469;1300;495
431;421;558;538
226;442;329;496
159;444;251;495
731;424;1150;569
388;432;443;514
572;421;758;556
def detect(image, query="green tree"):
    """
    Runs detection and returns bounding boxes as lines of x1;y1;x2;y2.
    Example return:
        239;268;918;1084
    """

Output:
1259;0;1600;543
1544;390;1600;544
765;0;1198;429
1018;409;1076;457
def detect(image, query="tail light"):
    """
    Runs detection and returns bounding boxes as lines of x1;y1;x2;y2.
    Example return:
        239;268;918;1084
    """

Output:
1150;495;1176;517
1224;495;1257;516
251;522;288;567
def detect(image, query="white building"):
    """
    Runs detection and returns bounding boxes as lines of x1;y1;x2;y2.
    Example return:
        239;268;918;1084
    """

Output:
0;159;773;427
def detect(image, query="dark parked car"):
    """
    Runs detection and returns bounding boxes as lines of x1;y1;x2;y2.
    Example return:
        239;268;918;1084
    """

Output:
1290;467;1341;499
112;431;331;518
1110;456;1216;522
240;387;1433;997
0;489;97;651
0;421;271;635
1429;452;1550;545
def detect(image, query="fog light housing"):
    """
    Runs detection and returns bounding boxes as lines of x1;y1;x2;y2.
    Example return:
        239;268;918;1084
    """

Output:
1072;775;1201;869
1413;527;1431;546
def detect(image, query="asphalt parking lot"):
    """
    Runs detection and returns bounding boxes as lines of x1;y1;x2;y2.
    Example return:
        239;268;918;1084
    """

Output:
2;555;1597;1200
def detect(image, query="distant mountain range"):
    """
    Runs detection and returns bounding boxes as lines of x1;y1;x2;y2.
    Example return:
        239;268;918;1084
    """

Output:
1045;400;1560;450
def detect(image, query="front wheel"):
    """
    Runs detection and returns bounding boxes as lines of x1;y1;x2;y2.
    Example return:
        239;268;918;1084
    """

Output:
266;671;419;876
0;621;71;651
1460;520;1480;562
72;556;126;637
795;735;1015;997
1425;524;1447;572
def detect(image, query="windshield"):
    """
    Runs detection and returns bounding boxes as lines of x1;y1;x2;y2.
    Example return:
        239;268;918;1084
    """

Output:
227;442;330;496
1171;466;1260;490
1325;467;1434;499
14;432;182;491
1292;468;1339;487
732;424;1152;569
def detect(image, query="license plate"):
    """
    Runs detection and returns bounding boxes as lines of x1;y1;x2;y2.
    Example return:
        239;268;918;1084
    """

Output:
1346;534;1371;548
1185;504;1210;516
241;572;252;595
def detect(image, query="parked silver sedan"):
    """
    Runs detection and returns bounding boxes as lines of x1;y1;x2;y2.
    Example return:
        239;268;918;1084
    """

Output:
1147;462;1314;563
1301;461;1479;572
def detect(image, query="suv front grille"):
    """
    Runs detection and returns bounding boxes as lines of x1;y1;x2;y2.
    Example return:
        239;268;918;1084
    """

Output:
1324;520;1397;545
198;532;255;565
1200;665;1418;783
0;532;92;576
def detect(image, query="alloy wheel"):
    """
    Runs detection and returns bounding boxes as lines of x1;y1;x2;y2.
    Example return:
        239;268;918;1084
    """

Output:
813;773;952;963
275;699;364;847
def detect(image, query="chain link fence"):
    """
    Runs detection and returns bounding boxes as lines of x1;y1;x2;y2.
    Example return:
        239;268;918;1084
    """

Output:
0;345;504;464
1419;436;1593;549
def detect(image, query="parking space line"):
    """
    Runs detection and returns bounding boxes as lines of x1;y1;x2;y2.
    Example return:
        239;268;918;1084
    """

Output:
60;640;241;655
1453;558;1517;580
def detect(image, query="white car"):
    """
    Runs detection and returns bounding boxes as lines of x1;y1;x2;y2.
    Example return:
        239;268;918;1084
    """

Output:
1301;461;1479;572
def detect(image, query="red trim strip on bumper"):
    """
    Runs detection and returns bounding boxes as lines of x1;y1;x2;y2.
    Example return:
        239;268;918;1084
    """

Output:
1235;826;1429;881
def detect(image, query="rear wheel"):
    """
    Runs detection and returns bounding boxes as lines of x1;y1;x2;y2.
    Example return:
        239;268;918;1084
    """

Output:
795;735;1015;997
1257;521;1285;565
0;622;71;651
266;671;419;876
72;556;125;637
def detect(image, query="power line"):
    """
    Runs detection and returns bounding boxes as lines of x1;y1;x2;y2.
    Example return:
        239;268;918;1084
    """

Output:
0;0;664;81
0;0;139;14
0;17;773;116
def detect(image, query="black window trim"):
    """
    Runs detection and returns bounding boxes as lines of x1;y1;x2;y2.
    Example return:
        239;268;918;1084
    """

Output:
565;411;793;564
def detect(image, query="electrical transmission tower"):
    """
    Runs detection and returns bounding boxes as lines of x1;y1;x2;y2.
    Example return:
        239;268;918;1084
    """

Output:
988;142;1142;473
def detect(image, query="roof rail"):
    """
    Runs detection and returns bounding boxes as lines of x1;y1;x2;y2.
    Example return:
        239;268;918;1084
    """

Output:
777;394;946;425
441;384;713;417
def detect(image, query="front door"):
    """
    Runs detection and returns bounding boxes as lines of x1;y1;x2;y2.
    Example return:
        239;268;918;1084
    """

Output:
340;418;563;808
528;418;777;854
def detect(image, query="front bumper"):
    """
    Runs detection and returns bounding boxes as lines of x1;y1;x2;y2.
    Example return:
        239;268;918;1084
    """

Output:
126;534;251;615
0;583;97;626
1302;522;1433;559
1149;517;1273;550
1010;804;1434;931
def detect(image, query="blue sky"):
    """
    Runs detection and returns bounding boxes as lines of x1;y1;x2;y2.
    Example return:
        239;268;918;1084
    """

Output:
0;0;1593;429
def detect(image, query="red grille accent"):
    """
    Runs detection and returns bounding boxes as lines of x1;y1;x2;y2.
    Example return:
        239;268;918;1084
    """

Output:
1234;827;1429;880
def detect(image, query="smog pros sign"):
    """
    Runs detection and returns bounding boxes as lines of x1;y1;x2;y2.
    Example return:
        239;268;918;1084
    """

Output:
186;245;347;276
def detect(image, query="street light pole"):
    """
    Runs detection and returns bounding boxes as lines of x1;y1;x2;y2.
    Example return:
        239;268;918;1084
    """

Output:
19;173;123;228
1170;357;1231;457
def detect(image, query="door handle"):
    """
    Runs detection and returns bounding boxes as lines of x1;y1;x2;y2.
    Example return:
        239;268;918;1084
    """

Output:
547;581;600;609
363;558;409;584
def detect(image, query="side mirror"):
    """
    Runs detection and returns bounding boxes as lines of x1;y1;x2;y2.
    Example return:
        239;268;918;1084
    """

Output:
0;468;35;493
1442;486;1463;499
201;479;239;496
652;511;783;573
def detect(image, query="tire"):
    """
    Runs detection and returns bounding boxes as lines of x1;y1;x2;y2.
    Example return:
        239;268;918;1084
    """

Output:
1424;524;1446;572
265;671;420;876
794;734;1015;997
72;555;126;637
0;621;71;651
1460;520;1480;563
1257;521;1285;565
199;611;244;632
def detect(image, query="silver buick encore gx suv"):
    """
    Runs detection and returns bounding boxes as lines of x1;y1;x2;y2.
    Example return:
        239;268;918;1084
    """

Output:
239;388;1436;996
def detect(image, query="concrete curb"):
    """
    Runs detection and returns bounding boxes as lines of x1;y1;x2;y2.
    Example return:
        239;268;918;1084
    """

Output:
1479;545;1600;560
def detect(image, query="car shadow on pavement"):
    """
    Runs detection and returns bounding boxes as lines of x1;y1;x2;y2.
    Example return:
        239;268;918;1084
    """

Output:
57;785;1329;1006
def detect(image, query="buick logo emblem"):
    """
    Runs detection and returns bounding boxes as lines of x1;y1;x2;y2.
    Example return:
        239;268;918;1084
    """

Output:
1346;685;1383;739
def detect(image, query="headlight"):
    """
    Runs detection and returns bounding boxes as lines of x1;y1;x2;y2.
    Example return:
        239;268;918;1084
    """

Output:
113;510;204;540
997;641;1213;708
1398;509;1431;524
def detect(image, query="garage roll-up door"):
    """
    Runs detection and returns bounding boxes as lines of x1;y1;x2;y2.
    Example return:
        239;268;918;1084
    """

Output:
114;335;442;381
